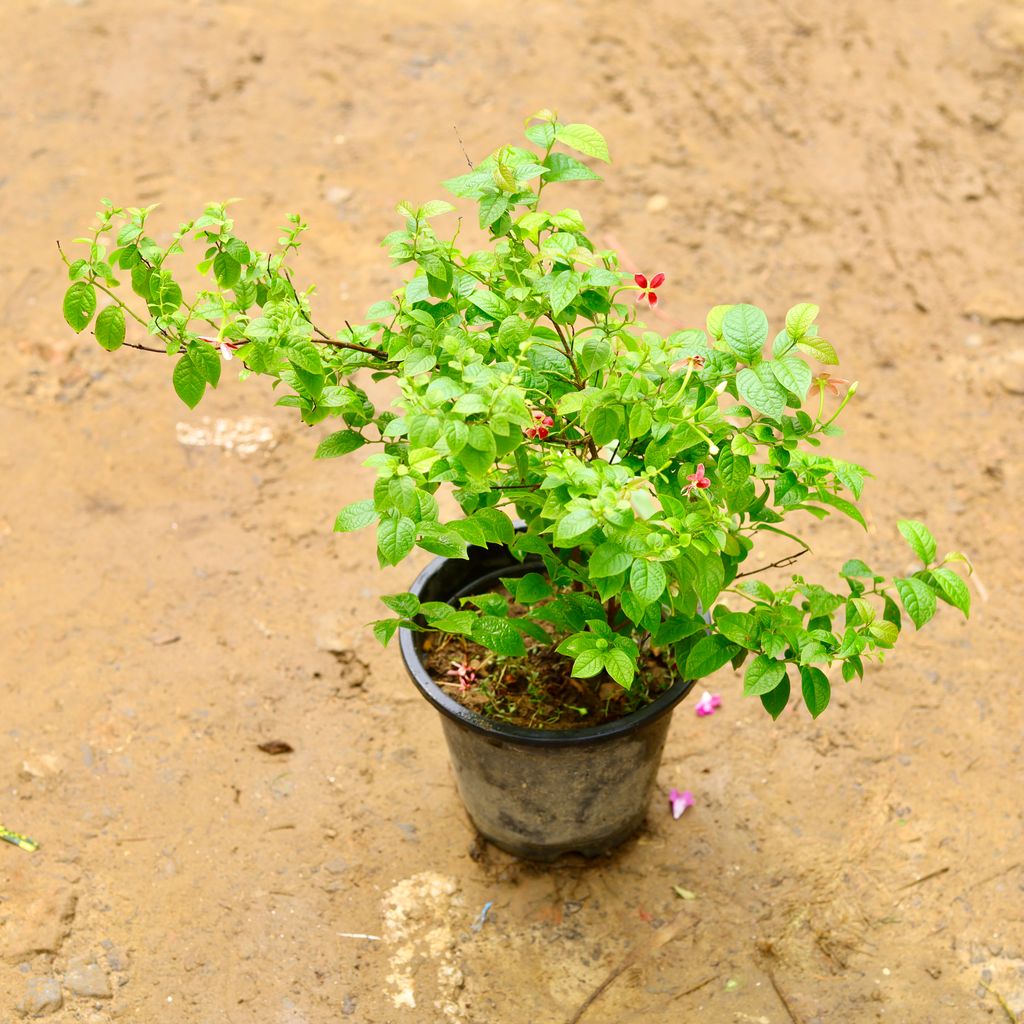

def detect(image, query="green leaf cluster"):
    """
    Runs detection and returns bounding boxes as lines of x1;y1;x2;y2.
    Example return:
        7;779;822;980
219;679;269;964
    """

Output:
59;119;970;721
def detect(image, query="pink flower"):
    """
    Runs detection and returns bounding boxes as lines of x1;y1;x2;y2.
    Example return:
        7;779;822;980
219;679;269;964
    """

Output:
200;335;239;361
684;463;711;495
815;373;849;396
694;690;721;717
669;788;695;819
524;410;554;440
634;272;665;308
446;661;478;692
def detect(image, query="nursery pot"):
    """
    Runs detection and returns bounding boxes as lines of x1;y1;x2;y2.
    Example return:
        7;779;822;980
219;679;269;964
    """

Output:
398;541;695;861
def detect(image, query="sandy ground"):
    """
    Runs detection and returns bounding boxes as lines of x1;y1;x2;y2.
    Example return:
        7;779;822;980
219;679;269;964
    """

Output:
1;0;1023;1021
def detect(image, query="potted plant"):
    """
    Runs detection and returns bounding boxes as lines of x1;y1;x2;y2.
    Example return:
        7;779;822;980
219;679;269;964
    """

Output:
59;110;971;860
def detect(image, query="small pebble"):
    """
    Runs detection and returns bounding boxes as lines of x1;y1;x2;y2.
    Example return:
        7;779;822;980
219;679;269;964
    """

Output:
16;977;62;1017
64;955;111;999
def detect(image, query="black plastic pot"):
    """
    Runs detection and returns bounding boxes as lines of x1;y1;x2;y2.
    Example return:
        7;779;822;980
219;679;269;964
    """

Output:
398;541;695;861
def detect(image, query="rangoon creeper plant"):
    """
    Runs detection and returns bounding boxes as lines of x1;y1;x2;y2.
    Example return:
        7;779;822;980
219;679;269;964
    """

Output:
60;110;971;722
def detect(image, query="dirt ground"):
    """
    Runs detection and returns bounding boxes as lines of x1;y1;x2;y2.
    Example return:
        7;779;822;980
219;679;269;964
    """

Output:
1;0;1022;1020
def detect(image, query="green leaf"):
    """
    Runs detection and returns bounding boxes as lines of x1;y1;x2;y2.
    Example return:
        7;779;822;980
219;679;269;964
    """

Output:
769;355;813;403
403;348;437;376
548;272;580;315
760;671;791;719
172;355;206;409
897;519;936;565
466;290;510;320
706;304;733;340
743;654;787;696
716;448;750;490
604;648;635;689
478;192;509;228
785;303;819;339
589;542;633;579
628;403;653;438
187;340;221;387
147;272;183;319
586;405;621;446
737;366;786;420
895;576;937;629
288;339;323;375
685;635;740;680
715;611;760;649
927;566;970;617
721;304;768;363
799;665;830;718
315;430;366;459
473;507;515;545
419;199;456;218
690;550;725;610
381;592;420;617
796;337;840;365
473;616;526;656
812;490;867;529
63;282;97;333
554;123;610;162
630;560;667;608
213;251;241;287
542;152;601;182
840;559;876;579
377;515;416;566
334;500;378;532
94;304;125;351
737;580;774;602
372;619;402;645
460;426;497;477
554;508;597;544
572;648;605;678
513;573;552;604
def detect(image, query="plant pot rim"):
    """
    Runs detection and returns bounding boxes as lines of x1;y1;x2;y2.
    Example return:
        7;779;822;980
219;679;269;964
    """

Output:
398;552;696;748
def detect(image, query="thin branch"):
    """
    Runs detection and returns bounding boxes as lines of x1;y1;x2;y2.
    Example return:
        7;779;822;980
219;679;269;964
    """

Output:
547;317;600;460
453;124;473;168
120;339;170;354
896;865;949;890
734;548;809;579
765;963;803;1024
280;268;390;360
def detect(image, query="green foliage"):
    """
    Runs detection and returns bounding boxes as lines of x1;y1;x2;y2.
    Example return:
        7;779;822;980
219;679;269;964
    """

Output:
59;118;970;722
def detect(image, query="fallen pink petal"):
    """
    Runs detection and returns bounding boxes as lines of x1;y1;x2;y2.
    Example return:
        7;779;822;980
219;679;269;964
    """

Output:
695;690;722;717
669;787;695;819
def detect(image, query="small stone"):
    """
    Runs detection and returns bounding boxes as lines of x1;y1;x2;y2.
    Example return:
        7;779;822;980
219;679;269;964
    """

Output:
2;888;77;961
325;186;353;206
100;939;130;972
341;994;357;1016
324;857;348;876
64;955;112;999
15;977;62;1017
646;193;669;213
314;614;355;654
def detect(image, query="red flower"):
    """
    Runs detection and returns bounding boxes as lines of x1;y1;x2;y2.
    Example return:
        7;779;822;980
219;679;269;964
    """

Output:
814;373;849;397
684;463;711;494
524;409;554;440
634;272;665;308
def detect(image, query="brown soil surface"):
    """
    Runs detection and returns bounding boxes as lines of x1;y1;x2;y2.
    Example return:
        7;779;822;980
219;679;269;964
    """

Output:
1;1;1022;1021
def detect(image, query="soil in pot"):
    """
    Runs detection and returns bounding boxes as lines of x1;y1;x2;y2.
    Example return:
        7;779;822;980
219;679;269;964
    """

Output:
421;595;676;729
